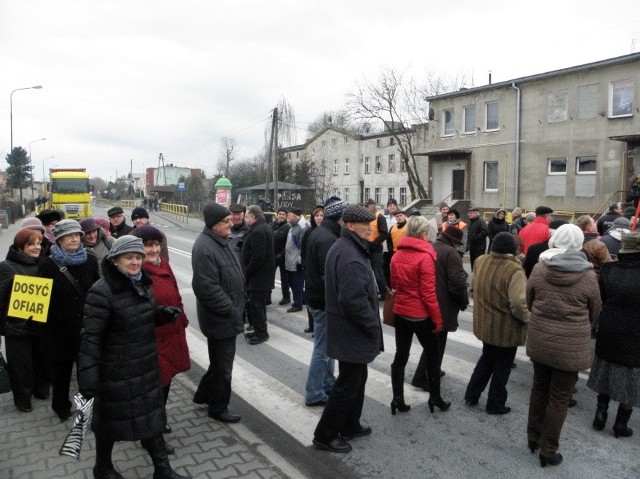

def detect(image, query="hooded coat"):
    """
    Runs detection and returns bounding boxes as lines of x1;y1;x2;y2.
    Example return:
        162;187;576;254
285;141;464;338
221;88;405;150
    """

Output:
526;250;601;371
78;259;166;441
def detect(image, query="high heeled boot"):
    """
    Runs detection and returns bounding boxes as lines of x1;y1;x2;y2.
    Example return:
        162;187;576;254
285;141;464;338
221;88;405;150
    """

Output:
427;367;450;413
141;433;192;479
592;394;610;431
613;403;633;438
93;435;124;479
390;364;411;415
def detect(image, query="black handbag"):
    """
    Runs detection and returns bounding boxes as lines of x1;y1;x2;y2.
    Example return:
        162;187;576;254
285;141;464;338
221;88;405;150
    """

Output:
0;352;11;394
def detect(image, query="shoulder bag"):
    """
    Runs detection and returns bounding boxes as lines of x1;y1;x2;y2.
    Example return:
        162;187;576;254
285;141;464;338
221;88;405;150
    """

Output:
382;287;396;327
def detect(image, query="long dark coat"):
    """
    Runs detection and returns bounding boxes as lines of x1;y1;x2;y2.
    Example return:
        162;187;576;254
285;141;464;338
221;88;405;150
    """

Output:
38;252;99;361
78;259;165;441
325;228;383;364
433;236;469;331
241;217;275;292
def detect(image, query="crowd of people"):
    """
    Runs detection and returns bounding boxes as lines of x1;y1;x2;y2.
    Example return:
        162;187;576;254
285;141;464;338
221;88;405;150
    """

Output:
1;196;639;474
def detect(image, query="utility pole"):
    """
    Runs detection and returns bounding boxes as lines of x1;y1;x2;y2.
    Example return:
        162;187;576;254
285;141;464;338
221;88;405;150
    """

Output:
265;108;277;202
273;109;279;210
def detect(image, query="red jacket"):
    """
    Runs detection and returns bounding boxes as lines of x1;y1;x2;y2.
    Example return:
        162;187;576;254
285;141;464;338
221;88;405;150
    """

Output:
390;236;443;328
143;259;191;386
519;217;550;254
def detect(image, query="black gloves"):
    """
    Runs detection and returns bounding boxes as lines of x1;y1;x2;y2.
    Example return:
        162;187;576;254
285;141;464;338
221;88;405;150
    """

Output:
157;306;182;324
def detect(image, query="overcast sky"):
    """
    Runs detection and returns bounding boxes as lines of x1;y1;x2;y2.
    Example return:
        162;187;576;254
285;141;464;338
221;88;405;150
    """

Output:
1;1;638;183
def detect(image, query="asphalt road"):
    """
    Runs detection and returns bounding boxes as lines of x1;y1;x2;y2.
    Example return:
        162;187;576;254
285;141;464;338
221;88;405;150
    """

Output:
92;204;639;479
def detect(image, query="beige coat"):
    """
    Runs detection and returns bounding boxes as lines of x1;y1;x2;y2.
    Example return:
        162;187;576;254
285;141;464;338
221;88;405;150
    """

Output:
470;252;529;347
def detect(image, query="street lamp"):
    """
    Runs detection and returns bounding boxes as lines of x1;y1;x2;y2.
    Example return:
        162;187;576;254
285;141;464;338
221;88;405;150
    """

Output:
10;85;43;152
29;137;46;199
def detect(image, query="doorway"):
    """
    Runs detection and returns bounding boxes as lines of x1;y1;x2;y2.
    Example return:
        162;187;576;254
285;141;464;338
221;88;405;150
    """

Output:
452;170;465;200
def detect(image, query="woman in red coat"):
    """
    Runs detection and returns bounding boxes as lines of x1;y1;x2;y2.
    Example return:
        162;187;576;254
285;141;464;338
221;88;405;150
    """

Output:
389;216;450;415
131;226;190;437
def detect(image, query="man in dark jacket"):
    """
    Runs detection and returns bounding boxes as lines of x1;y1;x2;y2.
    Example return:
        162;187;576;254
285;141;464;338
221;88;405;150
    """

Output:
596;204;622;236
192;203;245;423
229;203;250;254
271;207;291;305
313;205;383;454
303;197;347;407
466;207;488;270
241;205;275;345
364;199;389;300
107;206;133;238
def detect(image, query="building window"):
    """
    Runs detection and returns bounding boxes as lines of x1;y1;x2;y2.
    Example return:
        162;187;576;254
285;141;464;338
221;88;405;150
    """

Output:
365;187;371;200
344;187;349;203
331;138;337;146
609;80;634;118
547;157;567;175
399;158;406;172
376;139;381;147
364;156;370;174
389;137;395;146
576;156;597;175
374;188;381;204
548;90;568;123
319;162;326;176
333;159;338;175
388;188;395;203
388;154;395;173
484;162;498;191
321;140;326;148
443;109;454;136
344;158;350;174
375;156;382;173
399;187;407;205
296;151;299;158
344;137;349;144
463;104;475;133
333;188;339;197
486;102;499;131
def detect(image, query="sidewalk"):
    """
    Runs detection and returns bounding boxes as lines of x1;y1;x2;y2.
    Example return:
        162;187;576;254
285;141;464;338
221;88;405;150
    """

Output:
0;210;292;479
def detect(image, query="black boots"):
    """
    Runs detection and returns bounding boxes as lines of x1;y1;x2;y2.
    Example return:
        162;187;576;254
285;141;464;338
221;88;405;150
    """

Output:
410;352;429;391
93;436;124;479
613;403;634;438
427;367;450;413
593;394;609;431
142;434;192;479
390;365;411;415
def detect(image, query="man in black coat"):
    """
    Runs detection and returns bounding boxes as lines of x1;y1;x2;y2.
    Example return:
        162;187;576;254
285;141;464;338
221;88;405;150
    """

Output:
303;197;347;407
191;203;245;423
466;207;488;270
313;205;383;454
107;206;133;238
241;205;275;345
596;204;622;236
271;207;291;305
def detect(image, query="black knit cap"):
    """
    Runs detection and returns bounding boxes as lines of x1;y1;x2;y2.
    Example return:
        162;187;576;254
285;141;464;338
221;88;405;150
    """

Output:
448;208;460;219
131;207;149;220
342;205;375;223
203;203;231;228
491;232;517;254
535;205;554;215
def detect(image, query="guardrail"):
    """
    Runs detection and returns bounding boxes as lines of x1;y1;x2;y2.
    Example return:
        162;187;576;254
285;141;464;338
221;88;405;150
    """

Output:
162;203;189;223
120;200;138;208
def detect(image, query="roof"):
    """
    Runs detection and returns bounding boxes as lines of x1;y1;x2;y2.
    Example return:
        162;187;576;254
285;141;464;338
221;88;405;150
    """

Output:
426;52;640;102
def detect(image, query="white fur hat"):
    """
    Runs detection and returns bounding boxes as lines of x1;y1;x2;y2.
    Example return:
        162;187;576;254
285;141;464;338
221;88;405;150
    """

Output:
548;224;584;251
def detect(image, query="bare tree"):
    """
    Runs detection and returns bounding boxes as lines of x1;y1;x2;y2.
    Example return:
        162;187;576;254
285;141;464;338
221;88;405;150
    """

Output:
218;136;237;177
345;67;469;200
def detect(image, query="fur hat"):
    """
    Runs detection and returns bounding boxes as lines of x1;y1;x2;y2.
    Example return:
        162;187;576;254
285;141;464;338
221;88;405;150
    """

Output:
619;231;640;254
511;207;523;218
106;235;145;259
324;196;348;220
548;224;584;250
20;217;46;234
131;207;149;220
53;220;84;241
442;226;464;245
491;232;517;255
203;203;231;228
342;205;375;223
131;225;164;243
36;209;63;225
107;206;124;217
525;212;536;222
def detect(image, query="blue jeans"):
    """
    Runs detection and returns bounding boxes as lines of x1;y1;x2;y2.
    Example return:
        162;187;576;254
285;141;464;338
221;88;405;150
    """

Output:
304;307;335;404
